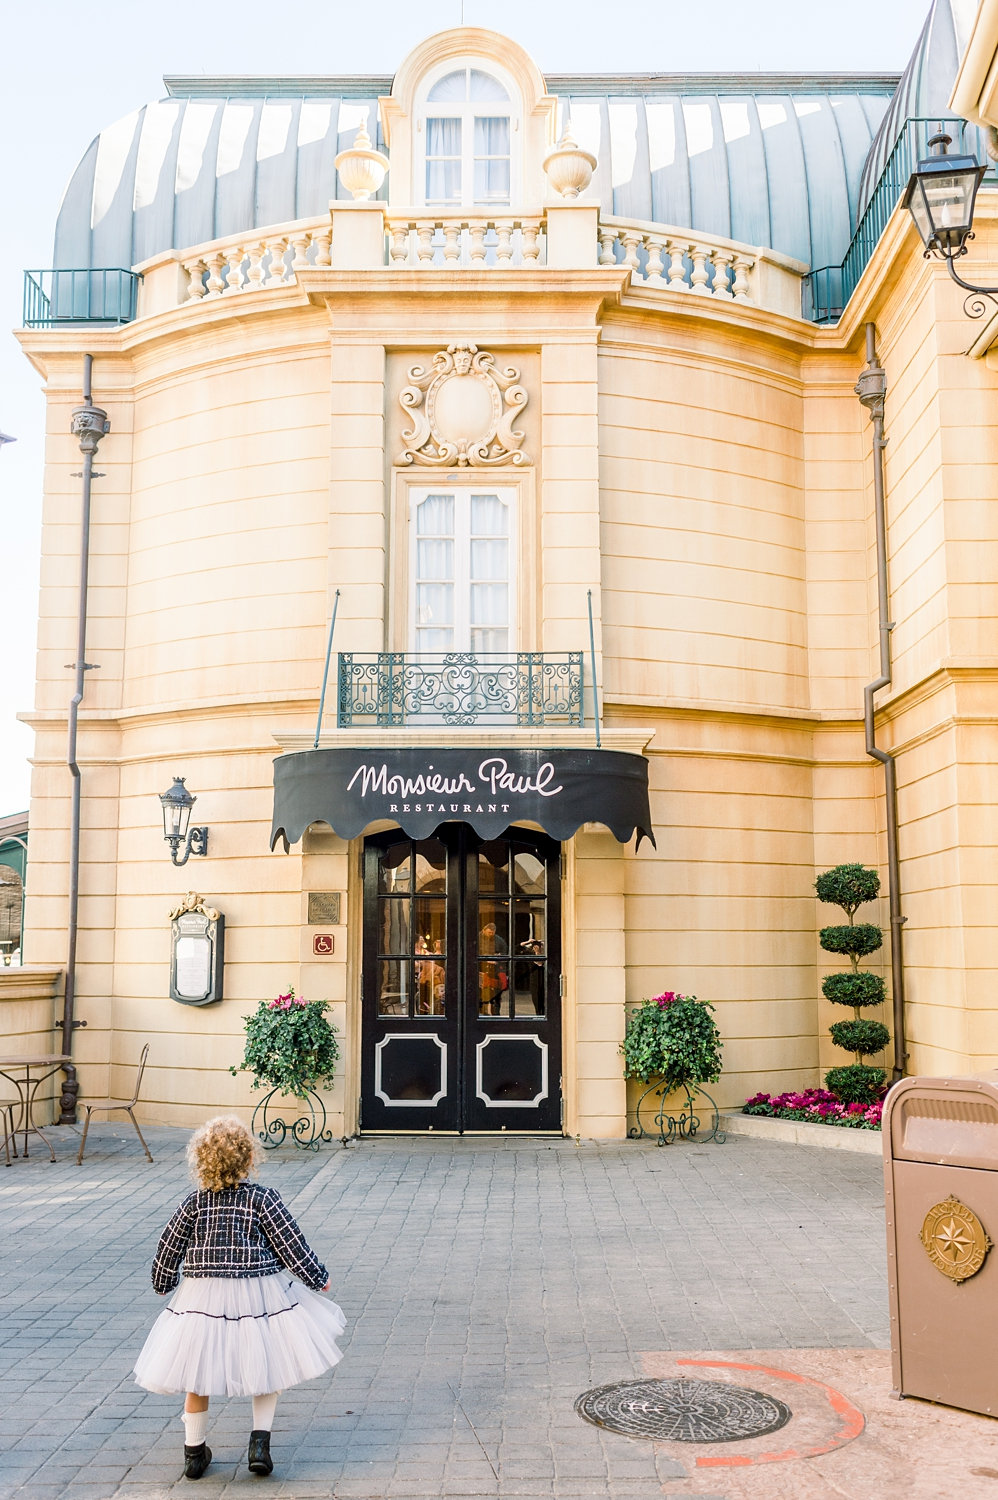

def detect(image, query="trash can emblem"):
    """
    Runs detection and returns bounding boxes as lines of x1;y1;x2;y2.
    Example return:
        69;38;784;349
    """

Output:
920;1196;993;1283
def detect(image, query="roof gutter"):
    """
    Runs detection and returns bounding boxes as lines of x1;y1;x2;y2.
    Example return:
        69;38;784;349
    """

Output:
950;0;998;129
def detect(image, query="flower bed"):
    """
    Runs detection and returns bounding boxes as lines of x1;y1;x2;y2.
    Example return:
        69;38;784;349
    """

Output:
743;1087;882;1131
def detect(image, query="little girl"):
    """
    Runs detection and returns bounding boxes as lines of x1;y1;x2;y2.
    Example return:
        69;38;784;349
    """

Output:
134;1115;345;1480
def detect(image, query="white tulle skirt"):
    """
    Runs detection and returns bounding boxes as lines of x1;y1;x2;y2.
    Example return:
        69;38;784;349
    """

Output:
133;1274;346;1397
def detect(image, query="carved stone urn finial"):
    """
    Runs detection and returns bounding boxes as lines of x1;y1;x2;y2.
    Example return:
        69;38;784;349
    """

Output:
543;127;597;200
335;124;390;201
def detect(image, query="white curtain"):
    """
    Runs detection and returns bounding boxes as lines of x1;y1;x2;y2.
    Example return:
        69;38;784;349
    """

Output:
426;118;461;204
416;495;455;650
473;117;510;204
470;495;508;651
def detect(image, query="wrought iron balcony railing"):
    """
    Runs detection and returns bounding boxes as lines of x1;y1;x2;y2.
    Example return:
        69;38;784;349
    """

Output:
803;118;998;324
23;269;141;328
337;651;585;728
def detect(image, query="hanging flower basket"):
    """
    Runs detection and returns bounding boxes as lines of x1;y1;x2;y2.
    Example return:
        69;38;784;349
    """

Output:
230;988;340;1150
621;991;724;1145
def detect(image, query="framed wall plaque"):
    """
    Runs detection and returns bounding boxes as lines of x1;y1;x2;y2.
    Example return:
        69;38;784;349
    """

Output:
308;891;342;925
169;893;224;1006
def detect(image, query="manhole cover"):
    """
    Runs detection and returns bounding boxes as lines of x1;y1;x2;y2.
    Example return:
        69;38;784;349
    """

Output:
575;1378;792;1443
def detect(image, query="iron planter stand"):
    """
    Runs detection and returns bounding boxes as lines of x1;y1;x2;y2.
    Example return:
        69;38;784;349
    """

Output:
251;1087;334;1151
629;1080;725;1146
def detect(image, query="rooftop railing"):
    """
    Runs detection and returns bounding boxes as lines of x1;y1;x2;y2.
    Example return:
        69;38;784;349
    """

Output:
803;118;998;324
23;269;141;328
337;651;585;728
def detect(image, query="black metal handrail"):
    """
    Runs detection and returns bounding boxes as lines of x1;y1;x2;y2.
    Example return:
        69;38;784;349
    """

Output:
803;117;998;324
337;651;585;728
23;269;141;328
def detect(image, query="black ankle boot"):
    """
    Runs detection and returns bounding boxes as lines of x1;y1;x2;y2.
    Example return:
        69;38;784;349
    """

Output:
183;1443;212;1479
248;1429;273;1475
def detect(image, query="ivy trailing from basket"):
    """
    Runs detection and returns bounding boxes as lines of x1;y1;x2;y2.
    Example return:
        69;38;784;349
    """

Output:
816;864;888;1105
620;992;723;1093
231;988;340;1099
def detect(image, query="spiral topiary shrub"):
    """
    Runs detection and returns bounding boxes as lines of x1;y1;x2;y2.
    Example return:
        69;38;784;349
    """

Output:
816;864;888;1104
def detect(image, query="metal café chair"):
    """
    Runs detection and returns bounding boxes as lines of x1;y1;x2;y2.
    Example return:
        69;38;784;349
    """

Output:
1;1101;15;1166
76;1043;154;1165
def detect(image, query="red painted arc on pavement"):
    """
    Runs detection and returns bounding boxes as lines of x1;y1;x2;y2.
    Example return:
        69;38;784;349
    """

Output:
669;1357;865;1468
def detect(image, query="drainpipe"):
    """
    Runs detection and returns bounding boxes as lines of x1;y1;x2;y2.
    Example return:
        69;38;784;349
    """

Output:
59;356;109;1122
854;323;907;1081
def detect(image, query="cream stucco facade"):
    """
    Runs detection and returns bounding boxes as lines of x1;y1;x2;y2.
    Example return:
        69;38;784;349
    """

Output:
9;15;998;1137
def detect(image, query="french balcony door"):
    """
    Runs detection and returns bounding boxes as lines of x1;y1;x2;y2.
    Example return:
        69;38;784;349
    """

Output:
360;825;562;1132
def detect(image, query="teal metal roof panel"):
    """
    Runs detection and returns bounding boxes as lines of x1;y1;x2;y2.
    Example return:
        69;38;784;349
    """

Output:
53;82;894;274
858;0;979;215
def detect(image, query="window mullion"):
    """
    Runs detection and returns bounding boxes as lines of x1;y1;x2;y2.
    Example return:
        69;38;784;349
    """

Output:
462;105;476;212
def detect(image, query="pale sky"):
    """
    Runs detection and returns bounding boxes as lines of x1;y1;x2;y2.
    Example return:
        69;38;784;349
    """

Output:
1;0;930;813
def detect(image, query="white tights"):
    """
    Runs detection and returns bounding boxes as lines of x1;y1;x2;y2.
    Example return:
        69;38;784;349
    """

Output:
181;1392;279;1445
252;1392;279;1431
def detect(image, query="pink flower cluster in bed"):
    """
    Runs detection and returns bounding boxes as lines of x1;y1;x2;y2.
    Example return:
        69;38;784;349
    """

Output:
743;1087;883;1130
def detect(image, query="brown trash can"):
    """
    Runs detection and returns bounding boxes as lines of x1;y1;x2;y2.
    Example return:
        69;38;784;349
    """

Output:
883;1073;998;1415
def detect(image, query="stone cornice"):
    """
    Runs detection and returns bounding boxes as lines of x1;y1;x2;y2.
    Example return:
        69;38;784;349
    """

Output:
296;266;629;323
274;726;655;755
0;968;63;1001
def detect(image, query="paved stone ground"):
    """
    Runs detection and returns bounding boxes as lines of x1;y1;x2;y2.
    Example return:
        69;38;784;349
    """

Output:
0;1125;901;1499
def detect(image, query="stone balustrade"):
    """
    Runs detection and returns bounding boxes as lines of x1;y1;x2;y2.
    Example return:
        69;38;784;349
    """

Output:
179;216;331;301
157;205;803;317
385;213;546;268
597;215;756;300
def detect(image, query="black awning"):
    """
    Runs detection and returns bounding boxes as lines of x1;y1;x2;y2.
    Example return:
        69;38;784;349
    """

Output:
271;746;655;850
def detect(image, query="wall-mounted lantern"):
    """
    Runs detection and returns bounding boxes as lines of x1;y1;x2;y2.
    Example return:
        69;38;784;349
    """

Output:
159;777;209;866
903;130;992;294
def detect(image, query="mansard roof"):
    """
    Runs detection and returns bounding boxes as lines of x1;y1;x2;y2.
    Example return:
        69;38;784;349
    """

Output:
53;72;896;277
858;0;980;216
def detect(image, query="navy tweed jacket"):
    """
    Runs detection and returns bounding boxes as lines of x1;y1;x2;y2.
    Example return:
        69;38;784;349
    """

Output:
151;1182;327;1293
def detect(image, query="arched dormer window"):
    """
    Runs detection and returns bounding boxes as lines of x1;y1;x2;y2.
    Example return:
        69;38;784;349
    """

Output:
418;64;516;208
380;30;557;209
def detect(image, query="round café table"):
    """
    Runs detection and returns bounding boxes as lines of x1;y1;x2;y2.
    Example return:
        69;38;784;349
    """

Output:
0;1054;72;1161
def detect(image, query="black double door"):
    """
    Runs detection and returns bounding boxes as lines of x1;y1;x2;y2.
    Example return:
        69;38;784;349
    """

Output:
360;825;562;1132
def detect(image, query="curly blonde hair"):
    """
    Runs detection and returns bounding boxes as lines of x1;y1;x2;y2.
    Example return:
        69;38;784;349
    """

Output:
187;1115;257;1192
